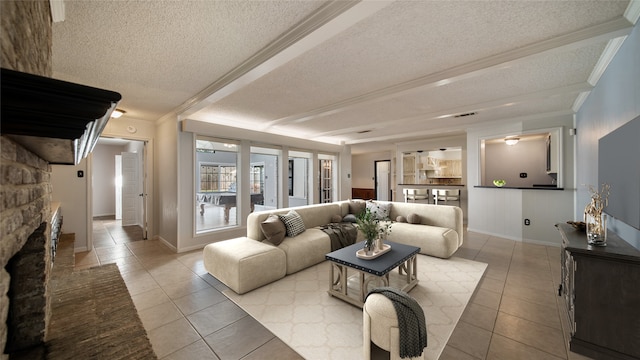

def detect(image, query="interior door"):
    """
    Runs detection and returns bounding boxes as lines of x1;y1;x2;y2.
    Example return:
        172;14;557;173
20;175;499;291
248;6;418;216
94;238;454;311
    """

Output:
140;142;148;239
121;152;139;226
115;155;122;219
376;160;391;201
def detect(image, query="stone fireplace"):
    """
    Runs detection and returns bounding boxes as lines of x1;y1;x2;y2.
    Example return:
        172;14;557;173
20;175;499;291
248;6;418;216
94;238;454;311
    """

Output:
1;1;55;356
1;136;54;356
2;2;119;357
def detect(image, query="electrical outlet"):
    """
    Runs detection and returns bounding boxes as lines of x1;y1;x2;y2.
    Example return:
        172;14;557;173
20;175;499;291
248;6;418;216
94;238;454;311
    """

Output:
520;172;527;178
524;219;531;226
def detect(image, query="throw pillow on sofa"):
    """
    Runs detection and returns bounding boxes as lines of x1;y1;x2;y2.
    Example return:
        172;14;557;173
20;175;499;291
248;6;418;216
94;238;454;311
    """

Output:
349;199;366;216
331;214;343;223
407;213;422;224
396;215;407;223
366;200;392;220
278;210;306;237
343;214;358;223
260;214;286;245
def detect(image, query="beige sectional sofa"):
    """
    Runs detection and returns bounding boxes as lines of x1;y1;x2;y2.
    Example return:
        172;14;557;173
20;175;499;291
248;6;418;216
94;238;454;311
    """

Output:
203;200;463;294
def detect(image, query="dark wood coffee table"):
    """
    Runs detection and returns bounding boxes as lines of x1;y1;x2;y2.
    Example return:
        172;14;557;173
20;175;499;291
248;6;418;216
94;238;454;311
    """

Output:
325;240;420;307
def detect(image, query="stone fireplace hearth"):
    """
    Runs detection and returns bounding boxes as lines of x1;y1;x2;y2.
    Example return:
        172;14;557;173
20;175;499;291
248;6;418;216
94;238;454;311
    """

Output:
5;222;52;354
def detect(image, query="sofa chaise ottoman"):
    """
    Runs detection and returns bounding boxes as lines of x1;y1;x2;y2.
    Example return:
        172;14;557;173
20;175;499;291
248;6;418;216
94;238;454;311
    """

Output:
203;237;286;294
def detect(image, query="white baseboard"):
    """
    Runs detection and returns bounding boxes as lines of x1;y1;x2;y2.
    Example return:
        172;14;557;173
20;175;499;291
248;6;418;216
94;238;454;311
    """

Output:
92;213;116;218
157;236;177;252
466;228;522;242
73;245;88;253
176;243;207;253
467;228;561;247
522;238;561;248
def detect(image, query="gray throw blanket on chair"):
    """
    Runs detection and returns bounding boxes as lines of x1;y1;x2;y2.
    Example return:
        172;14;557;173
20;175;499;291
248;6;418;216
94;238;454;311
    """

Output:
320;223;357;251
367;287;427;359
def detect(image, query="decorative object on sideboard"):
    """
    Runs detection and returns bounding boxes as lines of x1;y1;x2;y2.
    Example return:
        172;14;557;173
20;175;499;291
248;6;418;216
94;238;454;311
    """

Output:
493;179;506;187
584;183;610;246
566;221;586;232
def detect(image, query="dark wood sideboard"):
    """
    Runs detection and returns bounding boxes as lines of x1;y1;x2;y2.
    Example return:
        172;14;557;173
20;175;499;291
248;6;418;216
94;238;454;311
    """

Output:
556;223;640;360
352;188;375;200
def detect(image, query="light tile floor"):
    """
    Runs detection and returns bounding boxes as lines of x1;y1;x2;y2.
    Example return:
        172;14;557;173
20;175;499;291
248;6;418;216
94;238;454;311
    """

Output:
77;218;591;359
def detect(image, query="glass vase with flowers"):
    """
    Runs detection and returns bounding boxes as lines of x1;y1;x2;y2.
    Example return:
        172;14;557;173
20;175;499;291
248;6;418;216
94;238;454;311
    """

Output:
584;183;610;246
356;208;392;255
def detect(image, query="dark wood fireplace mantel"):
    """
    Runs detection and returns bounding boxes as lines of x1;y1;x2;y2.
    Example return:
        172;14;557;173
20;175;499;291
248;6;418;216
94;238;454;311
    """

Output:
1;68;121;165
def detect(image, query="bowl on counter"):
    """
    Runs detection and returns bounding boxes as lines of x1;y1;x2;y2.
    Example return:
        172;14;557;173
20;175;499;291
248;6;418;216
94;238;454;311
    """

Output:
493;179;506;187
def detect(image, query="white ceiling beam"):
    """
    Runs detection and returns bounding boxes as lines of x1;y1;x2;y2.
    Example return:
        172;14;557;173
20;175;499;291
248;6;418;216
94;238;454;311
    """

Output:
314;82;593;138
266;16;633;129
344;109;574;145
177;0;395;119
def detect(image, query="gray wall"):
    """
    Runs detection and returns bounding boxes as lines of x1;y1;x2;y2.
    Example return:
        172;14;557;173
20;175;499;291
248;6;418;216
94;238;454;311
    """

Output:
576;22;640;248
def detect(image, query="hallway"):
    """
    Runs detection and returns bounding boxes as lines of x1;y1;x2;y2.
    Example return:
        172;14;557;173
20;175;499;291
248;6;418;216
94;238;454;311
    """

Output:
92;216;145;247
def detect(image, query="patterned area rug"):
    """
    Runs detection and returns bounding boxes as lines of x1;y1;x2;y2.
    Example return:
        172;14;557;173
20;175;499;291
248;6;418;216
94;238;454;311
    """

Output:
223;255;487;360
46;262;156;359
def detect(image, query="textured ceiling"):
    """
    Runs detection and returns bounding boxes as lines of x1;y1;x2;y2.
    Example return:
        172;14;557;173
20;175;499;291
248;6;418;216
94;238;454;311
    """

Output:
52;0;638;153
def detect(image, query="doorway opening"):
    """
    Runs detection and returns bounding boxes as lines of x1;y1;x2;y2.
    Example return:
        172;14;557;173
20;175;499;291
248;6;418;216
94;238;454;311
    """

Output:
91;137;148;247
375;160;391;201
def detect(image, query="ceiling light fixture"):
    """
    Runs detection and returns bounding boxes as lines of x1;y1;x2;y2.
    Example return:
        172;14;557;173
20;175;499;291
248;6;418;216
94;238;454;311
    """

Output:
111;109;126;118
505;137;520;146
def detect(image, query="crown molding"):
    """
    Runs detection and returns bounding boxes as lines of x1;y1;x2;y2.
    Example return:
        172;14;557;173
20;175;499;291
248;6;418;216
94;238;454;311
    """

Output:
572;92;591;113
588;35;628;87
572;33;628;113
625;0;640;24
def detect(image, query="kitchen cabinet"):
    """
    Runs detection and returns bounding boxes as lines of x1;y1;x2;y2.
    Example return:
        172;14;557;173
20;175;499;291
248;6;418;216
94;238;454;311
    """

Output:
547;132;559;174
402;151;462;185
556;223;640;360
423;157;462;178
402;153;416;184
